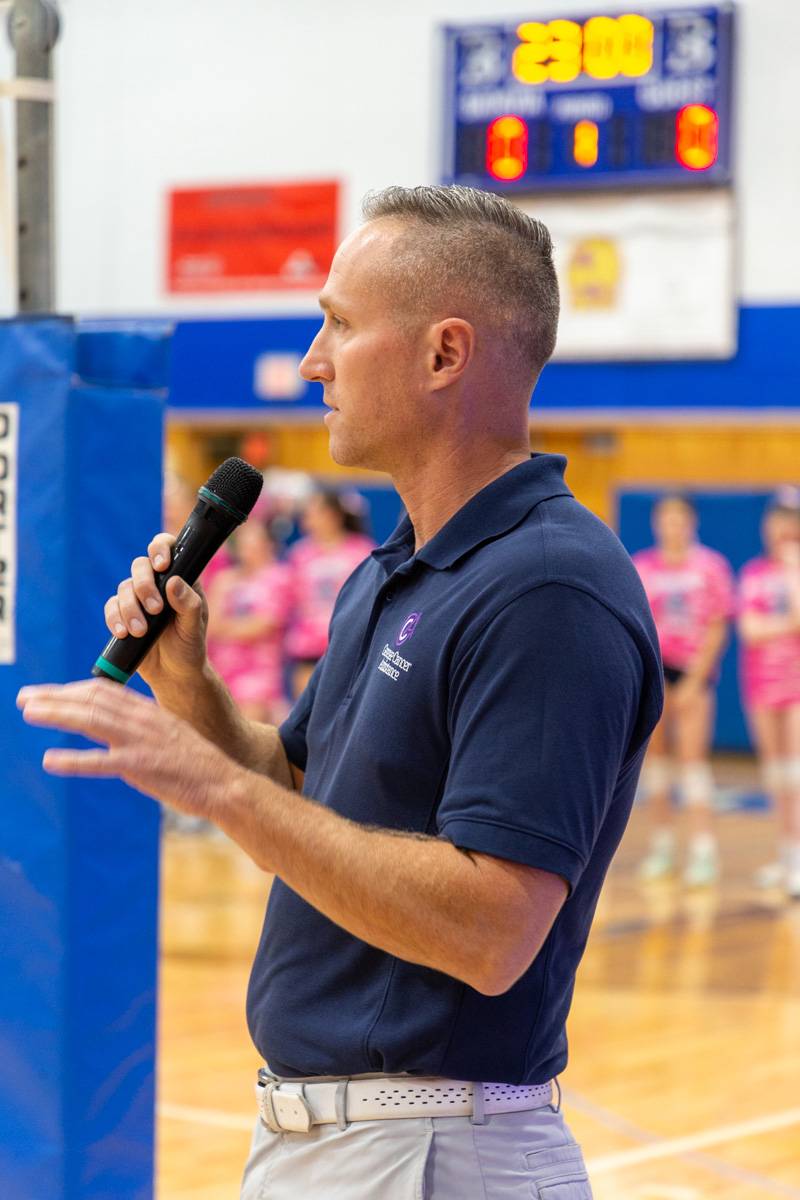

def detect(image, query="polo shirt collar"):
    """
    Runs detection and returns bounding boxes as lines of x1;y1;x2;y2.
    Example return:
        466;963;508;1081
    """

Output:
372;453;572;575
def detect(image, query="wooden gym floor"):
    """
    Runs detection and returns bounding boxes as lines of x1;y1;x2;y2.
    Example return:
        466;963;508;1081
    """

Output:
156;756;800;1200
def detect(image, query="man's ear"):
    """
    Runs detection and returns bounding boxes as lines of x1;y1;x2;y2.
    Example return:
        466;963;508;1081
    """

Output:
428;319;475;391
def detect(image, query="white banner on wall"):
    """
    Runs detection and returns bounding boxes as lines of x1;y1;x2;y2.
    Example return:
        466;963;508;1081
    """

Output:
516;189;736;360
0;402;18;664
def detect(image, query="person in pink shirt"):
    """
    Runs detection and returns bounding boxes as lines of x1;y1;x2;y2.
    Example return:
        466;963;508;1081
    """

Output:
206;521;293;725
632;495;735;885
738;488;800;897
286;487;376;698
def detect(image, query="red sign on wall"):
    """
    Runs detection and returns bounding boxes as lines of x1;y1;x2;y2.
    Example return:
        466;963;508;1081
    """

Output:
166;180;338;293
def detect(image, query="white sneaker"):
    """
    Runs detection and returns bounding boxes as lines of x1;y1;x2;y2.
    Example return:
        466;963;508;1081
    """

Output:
638;846;676;881
684;846;720;887
754;861;785;889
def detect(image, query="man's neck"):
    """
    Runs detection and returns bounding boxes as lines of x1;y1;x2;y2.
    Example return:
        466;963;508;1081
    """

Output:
391;441;531;553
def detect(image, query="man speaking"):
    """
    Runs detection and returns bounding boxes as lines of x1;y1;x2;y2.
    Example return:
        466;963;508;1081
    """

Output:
19;185;663;1199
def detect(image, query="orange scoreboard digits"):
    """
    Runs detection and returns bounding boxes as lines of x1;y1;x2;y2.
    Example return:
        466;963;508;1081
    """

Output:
675;104;719;171
487;115;528;181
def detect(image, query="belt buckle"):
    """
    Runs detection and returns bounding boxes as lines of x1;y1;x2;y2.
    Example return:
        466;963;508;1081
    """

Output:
259;1081;313;1134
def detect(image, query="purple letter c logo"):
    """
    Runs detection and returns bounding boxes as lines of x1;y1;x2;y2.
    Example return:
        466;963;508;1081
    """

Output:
395;611;422;646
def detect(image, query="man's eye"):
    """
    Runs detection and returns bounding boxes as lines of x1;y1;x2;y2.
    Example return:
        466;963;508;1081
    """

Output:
330;314;345;328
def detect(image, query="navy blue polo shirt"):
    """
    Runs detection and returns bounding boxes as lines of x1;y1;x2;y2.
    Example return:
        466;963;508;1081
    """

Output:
247;454;662;1084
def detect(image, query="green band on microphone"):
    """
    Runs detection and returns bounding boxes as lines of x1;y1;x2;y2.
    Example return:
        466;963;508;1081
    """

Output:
198;485;246;523
94;656;131;684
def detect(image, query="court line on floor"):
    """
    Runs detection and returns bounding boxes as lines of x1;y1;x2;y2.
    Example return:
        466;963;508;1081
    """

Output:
564;1088;800;1196
159;1102;254;1132
584;1105;800;1174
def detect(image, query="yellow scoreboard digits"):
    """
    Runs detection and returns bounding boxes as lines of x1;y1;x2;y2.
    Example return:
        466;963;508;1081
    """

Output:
513;22;551;86
618;13;655;77
547;20;583;84
513;13;654;85
583;15;620;80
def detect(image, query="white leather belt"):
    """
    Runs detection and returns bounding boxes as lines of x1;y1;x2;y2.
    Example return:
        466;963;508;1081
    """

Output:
256;1074;554;1134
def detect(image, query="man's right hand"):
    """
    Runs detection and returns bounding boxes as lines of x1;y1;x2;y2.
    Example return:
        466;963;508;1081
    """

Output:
104;533;209;690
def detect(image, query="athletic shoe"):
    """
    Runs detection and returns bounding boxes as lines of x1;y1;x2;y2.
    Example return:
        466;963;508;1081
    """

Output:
683;846;720;887
638;847;677;881
754;861;785;889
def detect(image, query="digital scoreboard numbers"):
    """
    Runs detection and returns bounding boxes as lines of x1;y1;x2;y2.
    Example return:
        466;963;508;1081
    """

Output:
443;5;734;190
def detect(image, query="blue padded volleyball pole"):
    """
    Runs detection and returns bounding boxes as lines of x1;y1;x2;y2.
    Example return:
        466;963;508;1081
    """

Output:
0;317;168;1199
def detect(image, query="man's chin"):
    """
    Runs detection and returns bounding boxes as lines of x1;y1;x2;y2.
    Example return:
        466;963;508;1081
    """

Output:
328;430;376;471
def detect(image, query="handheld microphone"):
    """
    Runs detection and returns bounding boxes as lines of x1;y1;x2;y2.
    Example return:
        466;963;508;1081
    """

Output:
92;457;264;684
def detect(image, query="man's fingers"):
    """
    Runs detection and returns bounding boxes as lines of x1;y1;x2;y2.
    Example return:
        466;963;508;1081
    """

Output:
42;748;118;776
148;533;176;572
117;577;148;636
131;555;163;616
18;679;155;737
104;595;128;638
165;575;203;619
21;695;123;741
18;678;113;708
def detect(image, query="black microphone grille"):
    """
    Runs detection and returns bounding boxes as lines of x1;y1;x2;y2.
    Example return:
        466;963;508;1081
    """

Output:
203;457;264;518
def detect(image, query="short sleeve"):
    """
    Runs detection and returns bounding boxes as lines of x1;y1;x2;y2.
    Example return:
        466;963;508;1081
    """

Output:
437;584;646;891
278;655;325;771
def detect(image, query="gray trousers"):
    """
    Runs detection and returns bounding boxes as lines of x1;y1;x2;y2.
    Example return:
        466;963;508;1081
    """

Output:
240;1100;593;1199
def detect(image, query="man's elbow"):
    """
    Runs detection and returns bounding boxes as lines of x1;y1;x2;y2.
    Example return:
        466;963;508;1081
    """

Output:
466;944;540;997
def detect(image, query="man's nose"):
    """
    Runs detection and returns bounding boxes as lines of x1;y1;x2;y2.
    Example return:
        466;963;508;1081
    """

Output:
299;338;334;384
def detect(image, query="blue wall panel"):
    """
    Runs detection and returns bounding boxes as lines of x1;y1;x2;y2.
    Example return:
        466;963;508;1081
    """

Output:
537;305;800;411
156;305;800;417
0;320;165;1199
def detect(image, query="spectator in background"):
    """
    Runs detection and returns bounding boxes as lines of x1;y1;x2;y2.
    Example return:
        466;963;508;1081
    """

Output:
633;495;735;885
285;487;375;698
738;488;800;898
163;469;195;536
206;521;293;726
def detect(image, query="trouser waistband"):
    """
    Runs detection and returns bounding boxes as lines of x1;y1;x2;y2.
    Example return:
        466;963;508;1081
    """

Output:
255;1071;556;1134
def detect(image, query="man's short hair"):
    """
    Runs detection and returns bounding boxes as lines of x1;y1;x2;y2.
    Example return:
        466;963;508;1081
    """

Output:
362;184;560;381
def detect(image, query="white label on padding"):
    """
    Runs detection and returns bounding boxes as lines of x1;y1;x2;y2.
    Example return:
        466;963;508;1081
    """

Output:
0;403;18;664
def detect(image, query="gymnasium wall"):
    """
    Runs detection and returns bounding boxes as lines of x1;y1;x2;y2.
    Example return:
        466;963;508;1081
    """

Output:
55;0;800;314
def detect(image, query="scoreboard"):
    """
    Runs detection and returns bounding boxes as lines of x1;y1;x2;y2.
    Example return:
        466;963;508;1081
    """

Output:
442;5;734;191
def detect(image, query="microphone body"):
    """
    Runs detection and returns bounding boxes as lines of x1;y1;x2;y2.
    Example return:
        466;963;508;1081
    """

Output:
92;461;263;684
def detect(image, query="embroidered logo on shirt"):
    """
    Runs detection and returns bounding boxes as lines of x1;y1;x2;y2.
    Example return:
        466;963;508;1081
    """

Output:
395;611;422;646
378;643;412;681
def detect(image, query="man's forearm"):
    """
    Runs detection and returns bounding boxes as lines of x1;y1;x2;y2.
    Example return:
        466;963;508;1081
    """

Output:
212;769;564;996
152;663;293;787
17;677;565;997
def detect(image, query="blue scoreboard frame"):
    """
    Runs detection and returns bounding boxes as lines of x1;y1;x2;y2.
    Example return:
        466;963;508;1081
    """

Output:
442;5;734;191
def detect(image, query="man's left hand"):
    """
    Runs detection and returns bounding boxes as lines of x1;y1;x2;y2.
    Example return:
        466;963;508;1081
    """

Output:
17;678;241;819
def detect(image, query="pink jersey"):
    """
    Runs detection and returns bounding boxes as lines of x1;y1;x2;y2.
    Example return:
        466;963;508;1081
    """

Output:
201;544;233;591
738;557;800;709
285;533;376;661
632;543;735;671
207;562;293;707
